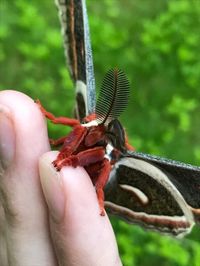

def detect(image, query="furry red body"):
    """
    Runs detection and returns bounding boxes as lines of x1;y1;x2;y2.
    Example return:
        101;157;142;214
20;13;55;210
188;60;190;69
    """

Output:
37;101;122;215
37;80;134;215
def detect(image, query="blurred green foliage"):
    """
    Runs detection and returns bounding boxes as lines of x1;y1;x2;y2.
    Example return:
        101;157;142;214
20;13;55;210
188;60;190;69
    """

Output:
1;0;200;265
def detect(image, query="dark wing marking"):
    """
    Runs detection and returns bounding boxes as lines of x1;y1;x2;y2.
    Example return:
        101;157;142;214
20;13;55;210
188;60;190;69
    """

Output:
55;0;96;120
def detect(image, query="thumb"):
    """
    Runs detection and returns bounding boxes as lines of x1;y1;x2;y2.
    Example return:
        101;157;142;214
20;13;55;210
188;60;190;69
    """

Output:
39;151;122;266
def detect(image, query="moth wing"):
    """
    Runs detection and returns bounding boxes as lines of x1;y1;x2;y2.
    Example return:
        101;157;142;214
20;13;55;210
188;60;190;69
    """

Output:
129;151;200;224
105;156;195;236
55;0;96;120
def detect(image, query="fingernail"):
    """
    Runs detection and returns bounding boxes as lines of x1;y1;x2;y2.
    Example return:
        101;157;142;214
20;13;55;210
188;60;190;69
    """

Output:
0;105;15;170
39;153;66;223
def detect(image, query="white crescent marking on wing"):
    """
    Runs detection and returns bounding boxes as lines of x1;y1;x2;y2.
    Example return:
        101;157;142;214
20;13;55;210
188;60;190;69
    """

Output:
119;184;149;205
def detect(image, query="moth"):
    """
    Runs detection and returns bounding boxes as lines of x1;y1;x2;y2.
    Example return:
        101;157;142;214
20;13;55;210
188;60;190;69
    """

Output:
41;0;200;236
37;68;131;216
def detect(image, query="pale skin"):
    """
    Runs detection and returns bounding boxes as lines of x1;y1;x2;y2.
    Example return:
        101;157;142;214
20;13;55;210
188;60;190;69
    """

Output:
0;90;122;266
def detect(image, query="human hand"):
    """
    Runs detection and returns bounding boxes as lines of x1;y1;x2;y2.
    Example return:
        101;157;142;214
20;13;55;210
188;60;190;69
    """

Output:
0;90;122;266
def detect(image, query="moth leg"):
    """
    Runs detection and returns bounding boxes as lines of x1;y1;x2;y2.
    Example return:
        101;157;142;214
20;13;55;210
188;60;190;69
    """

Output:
36;99;80;127
54;125;88;163
49;136;67;146
54;146;105;170
95;158;111;216
84;162;102;184
49;126;86;147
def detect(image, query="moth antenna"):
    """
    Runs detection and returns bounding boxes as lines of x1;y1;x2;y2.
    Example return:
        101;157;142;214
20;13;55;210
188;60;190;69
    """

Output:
96;68;130;125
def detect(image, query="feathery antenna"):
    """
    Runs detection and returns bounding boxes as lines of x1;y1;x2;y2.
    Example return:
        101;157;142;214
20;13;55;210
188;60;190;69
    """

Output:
96;68;130;125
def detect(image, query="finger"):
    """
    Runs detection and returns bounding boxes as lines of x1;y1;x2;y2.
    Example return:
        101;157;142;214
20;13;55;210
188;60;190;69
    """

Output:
39;152;122;266
0;205;8;266
0;90;57;266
